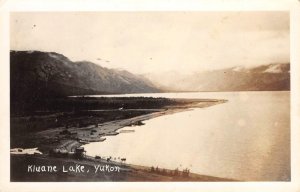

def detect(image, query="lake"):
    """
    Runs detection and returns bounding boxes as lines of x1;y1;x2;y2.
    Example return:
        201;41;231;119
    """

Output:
83;91;290;181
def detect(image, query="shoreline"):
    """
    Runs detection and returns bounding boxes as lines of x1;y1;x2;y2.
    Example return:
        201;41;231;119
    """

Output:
10;97;229;181
35;99;227;153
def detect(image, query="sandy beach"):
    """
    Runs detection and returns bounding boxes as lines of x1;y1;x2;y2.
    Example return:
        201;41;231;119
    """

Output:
35;98;226;153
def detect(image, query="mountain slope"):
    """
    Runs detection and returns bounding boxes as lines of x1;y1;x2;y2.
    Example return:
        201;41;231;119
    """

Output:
144;63;290;92
10;50;160;101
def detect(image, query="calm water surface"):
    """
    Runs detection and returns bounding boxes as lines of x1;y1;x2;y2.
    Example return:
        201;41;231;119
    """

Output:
84;91;290;181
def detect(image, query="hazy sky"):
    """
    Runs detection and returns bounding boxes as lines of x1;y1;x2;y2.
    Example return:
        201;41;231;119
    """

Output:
10;12;289;74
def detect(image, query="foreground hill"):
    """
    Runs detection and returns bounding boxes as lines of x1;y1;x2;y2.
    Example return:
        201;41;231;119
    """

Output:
144;63;290;92
10;50;160;101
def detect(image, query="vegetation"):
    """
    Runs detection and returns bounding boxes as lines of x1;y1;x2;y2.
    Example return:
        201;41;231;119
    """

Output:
11;96;177;116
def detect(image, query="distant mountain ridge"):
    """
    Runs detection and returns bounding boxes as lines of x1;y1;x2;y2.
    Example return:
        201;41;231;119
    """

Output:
10;50;160;101
144;63;290;92
10;50;290;104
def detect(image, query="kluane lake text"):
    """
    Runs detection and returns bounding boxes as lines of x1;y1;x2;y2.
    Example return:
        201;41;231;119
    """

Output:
27;164;121;173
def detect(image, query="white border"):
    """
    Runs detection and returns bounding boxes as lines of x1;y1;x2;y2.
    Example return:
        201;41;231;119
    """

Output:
1;0;299;191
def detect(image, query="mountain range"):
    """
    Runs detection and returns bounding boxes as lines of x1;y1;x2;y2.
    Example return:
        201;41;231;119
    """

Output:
11;50;290;103
10;50;159;101
144;63;290;92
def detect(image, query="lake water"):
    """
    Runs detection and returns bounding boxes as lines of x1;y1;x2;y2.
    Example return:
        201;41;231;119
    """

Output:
83;91;290;181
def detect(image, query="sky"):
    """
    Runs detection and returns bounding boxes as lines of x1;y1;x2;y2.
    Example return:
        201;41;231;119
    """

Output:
10;12;289;74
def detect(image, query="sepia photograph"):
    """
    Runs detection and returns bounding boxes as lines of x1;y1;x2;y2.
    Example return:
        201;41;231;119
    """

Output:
8;11;292;182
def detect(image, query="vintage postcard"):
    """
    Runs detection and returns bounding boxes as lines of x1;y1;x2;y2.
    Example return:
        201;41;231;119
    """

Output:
1;0;300;191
